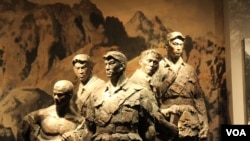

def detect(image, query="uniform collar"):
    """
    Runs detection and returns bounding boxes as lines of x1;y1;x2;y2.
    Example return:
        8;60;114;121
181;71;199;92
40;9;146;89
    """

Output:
163;57;184;66
105;73;129;93
162;57;185;72
136;69;152;82
79;75;96;90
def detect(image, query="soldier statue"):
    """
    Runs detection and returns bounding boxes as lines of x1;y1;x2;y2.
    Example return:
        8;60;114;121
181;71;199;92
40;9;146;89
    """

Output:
85;50;178;141
151;31;209;141
72;54;105;116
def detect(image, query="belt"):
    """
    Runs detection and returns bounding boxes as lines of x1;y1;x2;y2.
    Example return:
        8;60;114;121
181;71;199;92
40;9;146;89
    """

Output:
93;133;142;141
37;129;61;141
96;124;137;134
161;97;194;108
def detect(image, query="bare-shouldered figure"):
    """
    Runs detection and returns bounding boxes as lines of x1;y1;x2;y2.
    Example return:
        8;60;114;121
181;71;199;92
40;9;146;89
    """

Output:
17;80;84;141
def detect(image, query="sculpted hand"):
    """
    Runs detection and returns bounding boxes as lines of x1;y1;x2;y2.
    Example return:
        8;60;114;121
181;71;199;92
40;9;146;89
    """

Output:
168;124;179;141
199;126;209;139
61;131;76;141
161;109;171;117
172;124;179;135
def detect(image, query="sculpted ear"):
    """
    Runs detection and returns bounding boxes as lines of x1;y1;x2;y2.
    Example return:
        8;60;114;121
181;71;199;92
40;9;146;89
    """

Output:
119;63;126;72
120;63;124;70
138;59;143;66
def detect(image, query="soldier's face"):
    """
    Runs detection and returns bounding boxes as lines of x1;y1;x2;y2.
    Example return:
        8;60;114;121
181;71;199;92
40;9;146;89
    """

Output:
73;62;91;82
53;92;70;107
139;53;159;76
168;38;184;59
104;58;123;78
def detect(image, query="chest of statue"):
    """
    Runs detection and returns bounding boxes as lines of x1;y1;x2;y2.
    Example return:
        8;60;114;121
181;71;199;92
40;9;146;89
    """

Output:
41;115;77;134
94;87;141;126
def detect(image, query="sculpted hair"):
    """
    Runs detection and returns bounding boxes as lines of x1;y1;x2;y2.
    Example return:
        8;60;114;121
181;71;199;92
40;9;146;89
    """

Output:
53;80;74;97
103;51;128;72
72;54;94;70
140;49;162;61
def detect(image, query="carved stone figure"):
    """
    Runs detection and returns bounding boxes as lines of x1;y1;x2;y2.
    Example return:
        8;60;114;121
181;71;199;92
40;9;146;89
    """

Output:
130;49;162;92
130;49;174;141
151;31;209;141
72;54;105;116
85;50;178;141
17;80;84;141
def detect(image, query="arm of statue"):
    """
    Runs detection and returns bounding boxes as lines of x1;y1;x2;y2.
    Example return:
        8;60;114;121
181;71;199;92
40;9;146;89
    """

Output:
17;112;40;141
17;116;32;141
84;93;97;140
140;89;178;141
161;105;197;117
186;70;209;139
61;117;88;141
194;86;209;139
196;97;209;139
61;129;85;141
151;67;177;96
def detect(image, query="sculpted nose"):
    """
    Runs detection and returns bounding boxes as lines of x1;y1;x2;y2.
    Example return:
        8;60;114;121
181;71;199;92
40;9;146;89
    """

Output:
105;64;110;70
149;61;154;66
54;94;59;100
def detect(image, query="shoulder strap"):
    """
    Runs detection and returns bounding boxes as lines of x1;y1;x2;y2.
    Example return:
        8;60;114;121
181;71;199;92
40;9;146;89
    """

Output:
96;85;141;124
102;86;141;114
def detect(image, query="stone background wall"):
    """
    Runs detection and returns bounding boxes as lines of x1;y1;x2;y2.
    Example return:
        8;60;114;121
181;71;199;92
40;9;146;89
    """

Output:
0;0;228;140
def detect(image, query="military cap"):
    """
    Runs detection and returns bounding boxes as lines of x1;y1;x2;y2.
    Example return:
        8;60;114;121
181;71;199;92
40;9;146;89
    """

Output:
103;51;127;63
167;31;185;41
72;54;90;62
53;80;74;93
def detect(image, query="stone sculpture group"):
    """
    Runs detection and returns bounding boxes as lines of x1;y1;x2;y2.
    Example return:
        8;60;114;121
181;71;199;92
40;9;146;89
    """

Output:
17;31;209;141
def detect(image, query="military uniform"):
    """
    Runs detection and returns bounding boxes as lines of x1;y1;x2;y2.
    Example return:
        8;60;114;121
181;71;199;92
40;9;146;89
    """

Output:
76;75;105;116
151;57;209;140
130;69;153;91
129;69;160;102
86;75;178;141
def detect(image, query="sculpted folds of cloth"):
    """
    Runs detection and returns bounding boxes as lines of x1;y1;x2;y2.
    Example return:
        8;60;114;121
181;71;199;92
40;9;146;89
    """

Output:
151;31;209;141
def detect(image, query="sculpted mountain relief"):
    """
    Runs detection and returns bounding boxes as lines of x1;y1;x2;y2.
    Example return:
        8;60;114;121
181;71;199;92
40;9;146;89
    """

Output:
0;0;226;140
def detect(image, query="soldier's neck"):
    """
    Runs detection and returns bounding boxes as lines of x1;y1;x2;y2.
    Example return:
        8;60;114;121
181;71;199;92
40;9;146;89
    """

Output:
81;73;92;85
167;55;180;64
110;73;125;87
